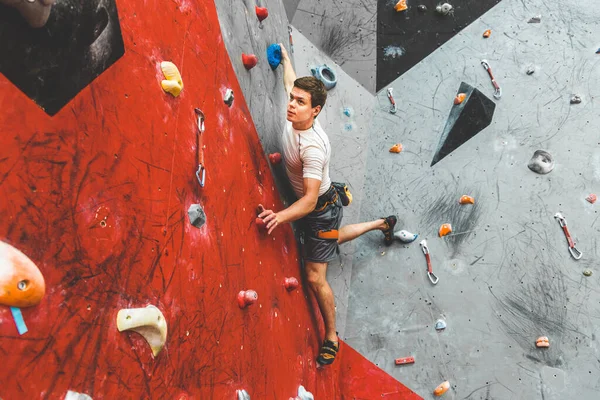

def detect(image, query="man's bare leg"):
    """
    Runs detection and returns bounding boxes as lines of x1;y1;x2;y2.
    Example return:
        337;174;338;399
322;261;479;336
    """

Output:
338;218;387;245
305;260;338;342
0;0;56;28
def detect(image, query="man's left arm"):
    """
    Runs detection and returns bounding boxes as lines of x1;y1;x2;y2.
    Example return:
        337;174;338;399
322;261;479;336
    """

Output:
259;178;320;234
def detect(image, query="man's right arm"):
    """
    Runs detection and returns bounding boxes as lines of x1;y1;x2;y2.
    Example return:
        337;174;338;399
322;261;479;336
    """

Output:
280;44;296;95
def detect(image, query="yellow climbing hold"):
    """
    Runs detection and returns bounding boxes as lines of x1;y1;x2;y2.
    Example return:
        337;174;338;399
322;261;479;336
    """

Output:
160;61;183;97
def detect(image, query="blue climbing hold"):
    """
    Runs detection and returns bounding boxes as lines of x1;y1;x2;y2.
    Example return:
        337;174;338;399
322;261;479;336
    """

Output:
311;64;337;90
267;44;282;70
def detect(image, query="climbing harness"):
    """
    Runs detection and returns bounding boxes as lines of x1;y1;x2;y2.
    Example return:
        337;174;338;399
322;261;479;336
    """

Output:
311;65;337;90
481;60;502;99
554;212;582;260
420;240;439;284
386;88;397;114
194;108;206;187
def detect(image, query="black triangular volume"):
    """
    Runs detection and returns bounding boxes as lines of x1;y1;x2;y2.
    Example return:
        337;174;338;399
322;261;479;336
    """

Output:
431;82;496;166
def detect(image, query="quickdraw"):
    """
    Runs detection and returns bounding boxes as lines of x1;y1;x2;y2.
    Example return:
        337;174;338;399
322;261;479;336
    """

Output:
481;60;502;99
554;212;582;260
420;240;439;285
194;108;206;187
386;88;398;114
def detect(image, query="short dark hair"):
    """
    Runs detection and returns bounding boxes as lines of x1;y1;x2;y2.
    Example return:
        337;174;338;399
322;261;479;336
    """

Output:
293;76;327;111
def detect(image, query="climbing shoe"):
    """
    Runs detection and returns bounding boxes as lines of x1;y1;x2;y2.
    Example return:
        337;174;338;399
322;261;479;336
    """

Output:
317;339;339;366
382;215;397;246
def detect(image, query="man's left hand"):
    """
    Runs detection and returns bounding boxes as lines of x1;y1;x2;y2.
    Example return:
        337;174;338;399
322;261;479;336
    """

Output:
258;207;282;235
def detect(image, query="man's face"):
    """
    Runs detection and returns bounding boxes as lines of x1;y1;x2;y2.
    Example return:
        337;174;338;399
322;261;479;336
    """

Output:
287;87;320;125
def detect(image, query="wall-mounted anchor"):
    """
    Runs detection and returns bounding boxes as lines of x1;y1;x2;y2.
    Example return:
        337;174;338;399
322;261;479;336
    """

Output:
481;60;502;99
554;212;582;259
386;88;397;113
194;108;206;187
420;240;439;284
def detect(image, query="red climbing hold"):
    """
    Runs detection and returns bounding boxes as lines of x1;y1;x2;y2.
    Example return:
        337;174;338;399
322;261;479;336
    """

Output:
586;194;597;204
242;53;258;70
269;152;282;165
238;290;258;308
256;6;269;22
255;217;266;229
284;277;299;291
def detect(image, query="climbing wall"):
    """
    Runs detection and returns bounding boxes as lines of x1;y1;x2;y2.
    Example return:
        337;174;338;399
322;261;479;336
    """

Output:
0;0;421;398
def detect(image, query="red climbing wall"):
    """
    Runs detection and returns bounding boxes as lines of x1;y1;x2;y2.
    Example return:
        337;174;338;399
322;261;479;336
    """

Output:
0;1;421;399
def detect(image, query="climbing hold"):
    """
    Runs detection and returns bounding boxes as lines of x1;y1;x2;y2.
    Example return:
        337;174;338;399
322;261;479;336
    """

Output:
65;391;93;400
583;269;593;277
393;230;418;243
0;240;45;308
238;290;258;308
395;356;415;365
242;53;258;70
417;4;427;11
526;66;535;75
454;93;466;105
459;195;475;204
483;29;491;38
343;107;352;117
237;389;251;400
435;319;447;331
434;381;450;396
255;217;267;230
527;150;554;174
267;44;282;70
284;277;299;291
160;61;184;97
269;152;282;165
438;223;452;237
536;336;550;348
435;3;453;15
528;15;541;23
587;194;597;204
570;95;582;104
117;305;168;357
389;143;403;153
596;48;600;54
187;204;206;229
311;65;337;90
255;6;268;22
394;0;407;12
296;386;314;400
224;89;234;106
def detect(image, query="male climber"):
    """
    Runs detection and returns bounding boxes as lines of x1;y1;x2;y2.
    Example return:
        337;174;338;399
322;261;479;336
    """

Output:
258;44;398;367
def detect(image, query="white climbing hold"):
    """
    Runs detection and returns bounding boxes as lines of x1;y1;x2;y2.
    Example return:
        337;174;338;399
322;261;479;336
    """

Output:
296;385;314;400
65;391;93;400
117;305;168;357
393;230;418;243
435;319;447;331
436;3;453;15
237;389;251;400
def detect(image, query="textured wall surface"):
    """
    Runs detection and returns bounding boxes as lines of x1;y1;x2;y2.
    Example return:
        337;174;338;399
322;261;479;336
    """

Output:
0;0;420;398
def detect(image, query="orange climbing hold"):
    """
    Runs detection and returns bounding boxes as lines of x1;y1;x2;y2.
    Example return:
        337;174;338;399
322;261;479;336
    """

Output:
255;6;268;22
0;240;46;308
434;380;450;396
483;29;491;38
394;0;408;12
454;93;466;105
459;195;475;204
586;194;597;204
242;53;258;70
536;336;550;348
389;143;403;153
438;223;452;237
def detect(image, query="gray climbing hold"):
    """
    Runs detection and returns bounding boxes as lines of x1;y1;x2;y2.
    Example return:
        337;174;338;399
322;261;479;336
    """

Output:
435;319;447;331
297;385;314;400
417;4;427;11
526;66;535;75
528;15;541;23
393;230;418;243
436;3;453;15
311;65;337;90
570;95;582;104
224;89;234;106
583;269;593;277
237;389;250;400
188;204;206;228
527;150;554;174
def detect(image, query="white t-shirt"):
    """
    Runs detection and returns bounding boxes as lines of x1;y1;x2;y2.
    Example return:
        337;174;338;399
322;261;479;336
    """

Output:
281;119;331;198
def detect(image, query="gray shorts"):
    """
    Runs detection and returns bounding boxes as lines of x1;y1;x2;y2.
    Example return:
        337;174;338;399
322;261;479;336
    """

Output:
300;189;344;263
